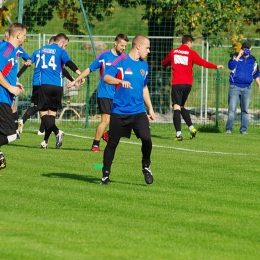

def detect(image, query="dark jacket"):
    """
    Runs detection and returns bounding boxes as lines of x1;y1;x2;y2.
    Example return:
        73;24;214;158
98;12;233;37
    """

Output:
228;53;260;88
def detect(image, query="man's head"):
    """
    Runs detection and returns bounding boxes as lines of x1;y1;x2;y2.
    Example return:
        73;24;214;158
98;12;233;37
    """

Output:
114;33;129;55
182;35;194;48
54;33;69;49
242;41;251;56
49;36;56;44
7;23;27;47
132;34;150;59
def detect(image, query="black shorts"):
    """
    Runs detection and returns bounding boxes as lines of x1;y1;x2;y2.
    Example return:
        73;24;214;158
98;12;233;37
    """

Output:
97;98;113;114
0;103;16;136
171;84;192;107
31;85;40;105
109;112;151;139
38;84;63;112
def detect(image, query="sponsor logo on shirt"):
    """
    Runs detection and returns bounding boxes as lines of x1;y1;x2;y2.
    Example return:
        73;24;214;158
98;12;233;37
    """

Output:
173;50;189;55
125;67;133;75
41;48;56;54
106;60;111;66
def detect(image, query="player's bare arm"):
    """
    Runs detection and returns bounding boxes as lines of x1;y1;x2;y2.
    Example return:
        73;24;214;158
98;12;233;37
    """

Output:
67;68;90;88
104;74;132;89
0;72;23;96
143;86;155;120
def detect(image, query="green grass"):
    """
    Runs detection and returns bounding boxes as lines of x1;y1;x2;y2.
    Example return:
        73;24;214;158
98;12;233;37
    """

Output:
0;125;260;259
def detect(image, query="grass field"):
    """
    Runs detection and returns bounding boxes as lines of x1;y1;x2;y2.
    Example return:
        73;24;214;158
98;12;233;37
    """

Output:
0;124;260;260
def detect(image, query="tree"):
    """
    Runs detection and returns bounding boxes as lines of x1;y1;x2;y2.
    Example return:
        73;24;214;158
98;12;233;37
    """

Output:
0;3;14;31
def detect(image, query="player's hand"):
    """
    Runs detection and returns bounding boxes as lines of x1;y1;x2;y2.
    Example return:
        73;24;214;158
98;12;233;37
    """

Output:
79;78;85;86
121;81;133;89
23;59;32;66
217;65;225;69
67;81;76;89
16;82;24;92
148;109;155;121
75;81;80;88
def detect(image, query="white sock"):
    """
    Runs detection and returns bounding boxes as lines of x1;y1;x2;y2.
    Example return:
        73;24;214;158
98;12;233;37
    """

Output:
189;126;194;131
176;131;181;137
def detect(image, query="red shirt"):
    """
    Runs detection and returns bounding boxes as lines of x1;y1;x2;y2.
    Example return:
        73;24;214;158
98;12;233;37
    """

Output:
162;44;217;85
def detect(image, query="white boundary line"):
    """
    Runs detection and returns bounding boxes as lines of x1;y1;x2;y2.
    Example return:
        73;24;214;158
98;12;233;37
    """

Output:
66;133;247;156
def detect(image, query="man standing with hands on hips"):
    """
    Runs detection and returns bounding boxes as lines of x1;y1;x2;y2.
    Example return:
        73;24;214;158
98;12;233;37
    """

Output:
226;41;260;134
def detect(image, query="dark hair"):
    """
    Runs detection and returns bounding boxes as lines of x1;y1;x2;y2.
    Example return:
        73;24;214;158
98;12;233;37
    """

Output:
49;36;56;44
55;33;69;42
115;33;129;42
182;35;194;44
8;23;27;37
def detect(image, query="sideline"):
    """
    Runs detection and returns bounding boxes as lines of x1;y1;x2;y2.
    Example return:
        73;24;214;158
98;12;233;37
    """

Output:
66;133;247;156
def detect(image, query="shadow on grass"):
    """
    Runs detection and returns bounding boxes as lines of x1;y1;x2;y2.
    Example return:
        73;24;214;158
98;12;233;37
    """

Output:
10;143;89;151
198;125;221;133
42;172;100;183
42;172;148;186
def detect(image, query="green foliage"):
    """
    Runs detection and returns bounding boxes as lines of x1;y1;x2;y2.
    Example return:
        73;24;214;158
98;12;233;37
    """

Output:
4;0;260;37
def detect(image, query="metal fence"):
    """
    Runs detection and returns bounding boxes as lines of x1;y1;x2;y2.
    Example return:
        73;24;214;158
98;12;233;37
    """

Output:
1;1;260;130
7;33;260;129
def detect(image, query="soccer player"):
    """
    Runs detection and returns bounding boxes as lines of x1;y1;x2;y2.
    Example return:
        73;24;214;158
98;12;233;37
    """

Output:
162;35;224;141
1;28;31;138
0;23;27;169
17;36;77;135
100;34;155;185
37;33;84;149
67;34;129;152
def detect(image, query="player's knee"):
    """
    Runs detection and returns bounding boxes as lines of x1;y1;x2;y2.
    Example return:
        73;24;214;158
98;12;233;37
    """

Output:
7;133;17;143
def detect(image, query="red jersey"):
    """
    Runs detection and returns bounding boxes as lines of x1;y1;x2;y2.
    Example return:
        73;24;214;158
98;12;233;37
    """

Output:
162;44;217;85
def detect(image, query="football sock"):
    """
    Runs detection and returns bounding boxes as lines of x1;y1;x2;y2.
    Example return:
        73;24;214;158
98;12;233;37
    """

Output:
22;106;38;123
12;112;19;129
176;131;181;137
181;107;192;127
92;140;100;147
173;109;181;132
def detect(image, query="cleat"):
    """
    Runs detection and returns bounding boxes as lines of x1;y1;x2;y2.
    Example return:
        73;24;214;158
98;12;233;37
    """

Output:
100;176;111;185
102;131;109;143
40;140;48;149
240;131;248;134
142;166;153;184
91;146;102;152
174;135;183;141
16;130;21;140
189;128;197;139
0;151;7;169
56;130;64;148
18;119;24;134
37;130;45;135
226;130;232;134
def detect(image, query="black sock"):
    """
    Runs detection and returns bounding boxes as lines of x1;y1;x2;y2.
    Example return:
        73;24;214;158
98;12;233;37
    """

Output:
22;106;38;123
92;140;100;147
39;120;45;133
173;109;181;132
180;107;192;127
12;112;18;129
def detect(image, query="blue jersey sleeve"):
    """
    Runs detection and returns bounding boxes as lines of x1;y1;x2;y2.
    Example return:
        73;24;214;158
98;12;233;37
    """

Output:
17;46;30;61
60;49;71;65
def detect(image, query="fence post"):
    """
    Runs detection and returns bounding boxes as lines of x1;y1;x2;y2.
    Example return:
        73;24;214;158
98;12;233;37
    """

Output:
85;76;90;128
215;69;220;128
18;0;24;23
